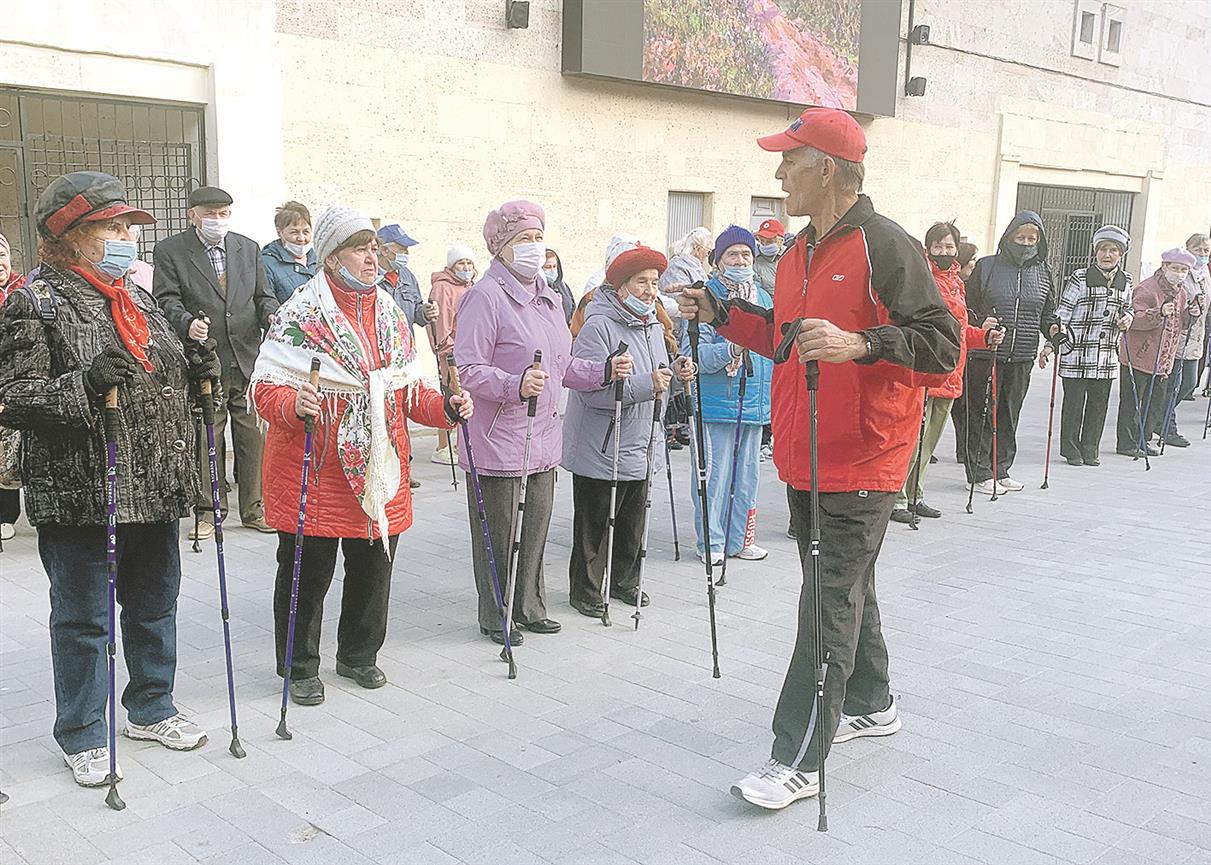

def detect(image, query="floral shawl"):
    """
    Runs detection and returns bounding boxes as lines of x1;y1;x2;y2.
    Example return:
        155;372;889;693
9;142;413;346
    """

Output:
251;271;425;545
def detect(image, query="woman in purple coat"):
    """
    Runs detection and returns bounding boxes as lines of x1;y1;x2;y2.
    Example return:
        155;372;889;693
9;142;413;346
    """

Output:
454;200;633;644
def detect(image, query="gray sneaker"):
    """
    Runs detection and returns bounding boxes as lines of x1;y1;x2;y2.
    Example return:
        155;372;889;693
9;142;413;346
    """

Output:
124;713;207;751
63;747;123;787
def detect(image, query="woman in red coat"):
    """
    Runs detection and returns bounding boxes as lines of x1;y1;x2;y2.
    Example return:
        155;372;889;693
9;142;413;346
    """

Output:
891;223;1003;523
252;206;473;707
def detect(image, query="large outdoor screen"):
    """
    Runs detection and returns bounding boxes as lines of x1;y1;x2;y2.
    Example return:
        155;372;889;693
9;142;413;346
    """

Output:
563;0;902;117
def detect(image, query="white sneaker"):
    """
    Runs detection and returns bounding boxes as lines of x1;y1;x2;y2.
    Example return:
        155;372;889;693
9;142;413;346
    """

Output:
124;713;207;751
759;444;773;462
732;544;768;561
698;550;724;566
998;476;1024;492
63;747;123;787
0;523;14;541
969;479;1003;496
834;696;901;744
430;446;456;466
730;759;819;810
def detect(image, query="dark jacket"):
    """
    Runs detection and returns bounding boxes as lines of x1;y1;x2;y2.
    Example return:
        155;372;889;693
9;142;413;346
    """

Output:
717;194;960;493
0;265;196;525
966;211;1058;364
546;251;576;323
262;239;318;303
153;228;279;377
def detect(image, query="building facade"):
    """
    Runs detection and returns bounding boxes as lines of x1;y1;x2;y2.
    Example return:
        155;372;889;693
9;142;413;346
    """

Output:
2;0;1208;314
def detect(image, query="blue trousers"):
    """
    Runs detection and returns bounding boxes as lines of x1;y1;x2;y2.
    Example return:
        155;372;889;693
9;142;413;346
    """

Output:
38;522;181;754
689;420;762;556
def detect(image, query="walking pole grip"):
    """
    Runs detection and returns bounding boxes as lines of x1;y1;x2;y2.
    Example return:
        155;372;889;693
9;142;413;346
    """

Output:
199;378;216;426
804;359;820;391
305;358;321;434
103;386;120;437
527;351;543;417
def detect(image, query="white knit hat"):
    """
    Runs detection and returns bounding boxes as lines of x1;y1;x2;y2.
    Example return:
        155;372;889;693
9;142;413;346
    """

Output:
313;205;374;263
447;244;475;268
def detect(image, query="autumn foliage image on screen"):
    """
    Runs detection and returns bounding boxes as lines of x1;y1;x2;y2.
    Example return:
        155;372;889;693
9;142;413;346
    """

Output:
642;0;860;108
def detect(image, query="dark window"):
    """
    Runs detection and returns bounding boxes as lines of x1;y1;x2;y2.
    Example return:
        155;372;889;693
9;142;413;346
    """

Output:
1079;11;1096;43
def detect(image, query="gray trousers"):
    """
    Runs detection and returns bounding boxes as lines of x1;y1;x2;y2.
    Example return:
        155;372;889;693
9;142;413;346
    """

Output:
466;469;555;632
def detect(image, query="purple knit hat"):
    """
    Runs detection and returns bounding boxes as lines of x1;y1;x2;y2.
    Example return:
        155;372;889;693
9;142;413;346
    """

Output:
483;200;546;256
1161;247;1197;267
713;224;756;264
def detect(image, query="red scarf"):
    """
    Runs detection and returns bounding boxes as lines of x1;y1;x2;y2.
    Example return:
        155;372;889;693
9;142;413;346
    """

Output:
69;266;154;372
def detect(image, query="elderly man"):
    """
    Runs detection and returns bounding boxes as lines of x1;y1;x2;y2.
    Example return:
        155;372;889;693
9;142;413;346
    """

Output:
678;107;959;810
377;223;438;330
753;217;785;296
153;185;279;537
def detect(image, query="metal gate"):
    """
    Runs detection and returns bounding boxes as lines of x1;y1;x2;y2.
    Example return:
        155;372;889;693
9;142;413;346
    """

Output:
0;88;205;275
667;191;707;253
1015;184;1134;284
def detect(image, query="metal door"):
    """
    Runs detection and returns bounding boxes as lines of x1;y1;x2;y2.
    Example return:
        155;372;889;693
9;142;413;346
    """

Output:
1016;184;1134;284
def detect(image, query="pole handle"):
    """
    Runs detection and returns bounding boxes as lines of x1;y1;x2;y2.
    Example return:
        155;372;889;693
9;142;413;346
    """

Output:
446;354;462;396
304;357;321;434
105;386;118;409
200;379;212;396
526;350;543;418
611;341;628;401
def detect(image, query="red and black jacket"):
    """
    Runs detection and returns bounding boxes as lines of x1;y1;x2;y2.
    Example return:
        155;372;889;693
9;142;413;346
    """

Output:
715;195;960;493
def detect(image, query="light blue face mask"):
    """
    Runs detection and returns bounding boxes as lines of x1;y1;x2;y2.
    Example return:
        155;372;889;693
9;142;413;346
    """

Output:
757;242;781;258
393;252;410;271
455;269;474;283
94;239;138;280
723;265;754;284
1196;255;1210;268
339;265;379;291
622;293;655;318
542;269;558;285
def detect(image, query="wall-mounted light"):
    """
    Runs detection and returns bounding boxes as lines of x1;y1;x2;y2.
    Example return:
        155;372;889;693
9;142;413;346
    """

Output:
506;0;530;29
903;0;928;97
909;24;931;45
905;77;927;97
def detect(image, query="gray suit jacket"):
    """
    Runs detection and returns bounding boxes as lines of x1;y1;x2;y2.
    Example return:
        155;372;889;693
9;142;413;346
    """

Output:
153;228;279;377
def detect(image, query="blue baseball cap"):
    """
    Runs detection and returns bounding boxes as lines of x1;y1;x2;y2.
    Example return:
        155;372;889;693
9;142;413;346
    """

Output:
377;224;418;248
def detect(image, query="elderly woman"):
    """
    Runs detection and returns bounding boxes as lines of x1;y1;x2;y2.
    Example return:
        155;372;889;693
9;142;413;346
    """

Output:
0;231;24;541
428;244;478;466
562;246;693;616
681;225;772;564
262;201;318;303
454;200;632;644
0;172;217;786
252;206;472;706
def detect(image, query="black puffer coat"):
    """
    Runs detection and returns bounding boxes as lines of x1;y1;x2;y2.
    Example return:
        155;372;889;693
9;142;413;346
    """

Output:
0;265;196;526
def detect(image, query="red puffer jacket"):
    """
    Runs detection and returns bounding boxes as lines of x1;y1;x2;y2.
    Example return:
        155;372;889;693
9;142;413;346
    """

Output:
255;281;454;539
931;258;993;399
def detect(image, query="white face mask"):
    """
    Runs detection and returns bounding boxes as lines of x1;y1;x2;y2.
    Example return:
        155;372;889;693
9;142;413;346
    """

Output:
199;217;230;244
283;240;311;258
508;242;545;280
1163;268;1186;287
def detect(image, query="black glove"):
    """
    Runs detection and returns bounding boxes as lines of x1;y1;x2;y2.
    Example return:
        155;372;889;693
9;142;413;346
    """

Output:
85;346;139;397
184;338;221;384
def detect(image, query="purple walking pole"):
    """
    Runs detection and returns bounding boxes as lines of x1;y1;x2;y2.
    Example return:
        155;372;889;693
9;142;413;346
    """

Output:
276;358;322;740
103;386;125;811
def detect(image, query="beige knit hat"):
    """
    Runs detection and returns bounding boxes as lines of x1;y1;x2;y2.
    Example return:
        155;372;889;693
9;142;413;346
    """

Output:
313;205;374;263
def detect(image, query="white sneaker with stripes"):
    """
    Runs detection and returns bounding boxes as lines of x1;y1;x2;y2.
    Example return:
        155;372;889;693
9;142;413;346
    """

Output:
833;696;901;744
730;759;819;810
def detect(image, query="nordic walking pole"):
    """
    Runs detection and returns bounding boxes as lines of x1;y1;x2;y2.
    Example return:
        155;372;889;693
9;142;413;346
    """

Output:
907;389;928;529
804;356;828;833
688;300;721;679
102;386;125;811
276;357;322;741
664;433;681;562
1159;314;1197;455
1136;313;1169;459
717;350;752;584
431;317;458;490
1120;335;1151;470
633;356;666;631
1204;370;1211;439
447;357;515;677
601;341;629;628
1041;329;1068;489
502;351;543;671
964;365;993;514
191;406;203;553
198;377;246;758
990;344;1000;502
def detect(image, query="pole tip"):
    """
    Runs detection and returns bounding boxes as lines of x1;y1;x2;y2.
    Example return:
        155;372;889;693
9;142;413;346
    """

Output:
229;736;247;759
601;613;612;628
274;720;292;741
507;659;517;680
817;814;828;832
105;780;126;811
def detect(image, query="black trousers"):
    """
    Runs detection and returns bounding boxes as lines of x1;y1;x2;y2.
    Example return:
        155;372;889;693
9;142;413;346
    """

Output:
569;474;648;606
0;488;18;524
772;488;895;771
951;368;971;464
1116;365;1170;451
273;532;399;679
1059;378;1112;461
966;358;1032;483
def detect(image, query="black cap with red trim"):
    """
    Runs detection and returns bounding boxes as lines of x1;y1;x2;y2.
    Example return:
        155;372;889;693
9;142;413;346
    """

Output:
35;171;155;239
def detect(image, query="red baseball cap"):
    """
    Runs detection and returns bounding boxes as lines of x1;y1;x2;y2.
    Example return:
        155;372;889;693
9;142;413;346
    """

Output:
757;107;867;163
755;219;786;239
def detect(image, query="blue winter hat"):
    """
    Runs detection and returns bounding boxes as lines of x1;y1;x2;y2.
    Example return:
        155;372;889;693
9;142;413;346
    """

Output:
377;223;418;248
713;225;756;263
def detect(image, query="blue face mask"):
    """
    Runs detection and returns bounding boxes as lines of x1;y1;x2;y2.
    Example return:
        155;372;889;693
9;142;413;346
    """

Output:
393;252;409;272
542;269;558;285
757;243;781;258
622;293;655;318
93;239;138;280
723;265;754;284
1196;255;1210;268
455;269;474;283
339;265;379;291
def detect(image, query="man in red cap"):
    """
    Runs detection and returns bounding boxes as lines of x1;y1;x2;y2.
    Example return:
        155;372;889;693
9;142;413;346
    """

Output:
753;217;786;297
678;107;960;810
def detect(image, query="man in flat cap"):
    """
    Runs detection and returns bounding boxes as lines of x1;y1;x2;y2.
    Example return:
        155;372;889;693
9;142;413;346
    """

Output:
153;185;280;538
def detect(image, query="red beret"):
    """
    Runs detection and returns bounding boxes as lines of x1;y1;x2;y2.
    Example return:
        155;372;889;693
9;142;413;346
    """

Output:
757;107;867;163
606;246;668;288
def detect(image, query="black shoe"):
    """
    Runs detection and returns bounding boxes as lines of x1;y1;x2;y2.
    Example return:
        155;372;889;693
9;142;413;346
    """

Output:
518;618;561;634
609;586;650;607
288;676;325;706
675;429;691;446
335;662;387;689
410;478;421;489
913;501;942;519
786;523;797;539
666;437;684;451
1083;455;1101;467
928;454;939;465
481;626;524;646
571;597;605;618
1065;455;1084;466
890;508;914;524
1165;433;1191;448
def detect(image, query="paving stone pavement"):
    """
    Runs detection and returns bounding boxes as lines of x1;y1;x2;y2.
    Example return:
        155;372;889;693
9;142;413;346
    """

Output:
2;381;1210;864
